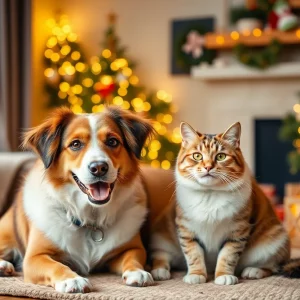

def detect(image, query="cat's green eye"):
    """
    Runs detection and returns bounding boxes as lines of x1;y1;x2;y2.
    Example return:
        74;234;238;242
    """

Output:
216;153;226;161
193;153;203;161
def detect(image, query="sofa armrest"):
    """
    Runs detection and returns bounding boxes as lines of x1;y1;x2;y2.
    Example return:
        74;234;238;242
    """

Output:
0;152;36;215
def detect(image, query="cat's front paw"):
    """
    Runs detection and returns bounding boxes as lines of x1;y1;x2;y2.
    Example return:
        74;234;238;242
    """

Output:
151;268;171;281
214;275;238;285
122;269;154;287
183;274;206;284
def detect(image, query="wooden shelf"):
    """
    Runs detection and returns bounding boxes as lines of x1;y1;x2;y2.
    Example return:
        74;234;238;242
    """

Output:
191;62;300;80
290;0;300;8
204;29;300;49
246;0;300;9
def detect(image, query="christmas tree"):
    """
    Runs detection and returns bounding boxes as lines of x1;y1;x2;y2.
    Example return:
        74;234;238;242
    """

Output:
279;93;300;174
44;14;181;169
44;15;88;109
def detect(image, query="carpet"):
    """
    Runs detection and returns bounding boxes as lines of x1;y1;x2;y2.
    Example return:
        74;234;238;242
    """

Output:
0;273;300;300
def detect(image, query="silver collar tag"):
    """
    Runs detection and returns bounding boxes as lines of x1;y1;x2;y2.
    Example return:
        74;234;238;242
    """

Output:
91;228;104;242
71;216;104;243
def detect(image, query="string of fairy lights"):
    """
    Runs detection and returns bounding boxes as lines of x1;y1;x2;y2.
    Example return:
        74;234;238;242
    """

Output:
292;103;300;150
213;28;300;46
44;15;182;169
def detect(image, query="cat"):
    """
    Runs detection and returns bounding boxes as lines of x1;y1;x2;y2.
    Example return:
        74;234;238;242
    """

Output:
174;121;291;285
149;121;300;284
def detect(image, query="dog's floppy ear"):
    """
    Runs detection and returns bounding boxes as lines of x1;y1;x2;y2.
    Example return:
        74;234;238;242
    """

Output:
22;107;74;168
106;106;154;159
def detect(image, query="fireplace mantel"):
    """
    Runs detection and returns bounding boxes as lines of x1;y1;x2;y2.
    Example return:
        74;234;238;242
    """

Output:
192;62;300;81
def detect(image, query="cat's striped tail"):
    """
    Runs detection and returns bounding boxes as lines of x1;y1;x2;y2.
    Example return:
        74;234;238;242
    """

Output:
279;258;300;278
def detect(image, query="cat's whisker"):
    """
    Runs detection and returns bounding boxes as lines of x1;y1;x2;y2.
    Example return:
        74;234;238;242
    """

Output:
164;180;177;192
215;173;245;193
212;172;248;186
218;173;252;199
184;173;196;181
169;189;177;202
216;174;237;192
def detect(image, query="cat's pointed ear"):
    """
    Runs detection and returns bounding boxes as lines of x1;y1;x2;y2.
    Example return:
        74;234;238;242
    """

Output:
180;122;200;147
221;122;241;148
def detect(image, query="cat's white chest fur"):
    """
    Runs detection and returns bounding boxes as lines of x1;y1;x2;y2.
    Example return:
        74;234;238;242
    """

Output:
176;173;251;273
177;185;248;224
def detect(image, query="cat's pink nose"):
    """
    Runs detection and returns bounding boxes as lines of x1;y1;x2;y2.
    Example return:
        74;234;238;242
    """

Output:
204;166;212;172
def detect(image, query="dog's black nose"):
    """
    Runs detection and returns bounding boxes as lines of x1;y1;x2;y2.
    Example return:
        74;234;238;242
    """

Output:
88;161;109;177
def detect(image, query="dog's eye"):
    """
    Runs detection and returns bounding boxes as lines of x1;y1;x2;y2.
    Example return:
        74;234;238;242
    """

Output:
106;138;119;148
69;140;83;151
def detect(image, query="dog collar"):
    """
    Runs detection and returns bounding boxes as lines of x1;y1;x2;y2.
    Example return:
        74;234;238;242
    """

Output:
71;216;104;243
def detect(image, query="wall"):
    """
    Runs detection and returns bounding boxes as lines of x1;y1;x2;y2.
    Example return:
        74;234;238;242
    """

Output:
32;0;300;170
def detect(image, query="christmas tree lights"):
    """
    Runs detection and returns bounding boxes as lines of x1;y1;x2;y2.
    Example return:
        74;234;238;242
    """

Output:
279;94;300;174
44;15;88;110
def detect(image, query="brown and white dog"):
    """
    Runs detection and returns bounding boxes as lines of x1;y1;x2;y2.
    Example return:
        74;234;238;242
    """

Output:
0;106;158;293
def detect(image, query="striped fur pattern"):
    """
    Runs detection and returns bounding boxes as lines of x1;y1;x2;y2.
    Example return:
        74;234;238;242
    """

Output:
175;122;290;285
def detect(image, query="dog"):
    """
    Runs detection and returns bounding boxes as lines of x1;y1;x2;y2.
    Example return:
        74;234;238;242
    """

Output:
0;106;158;293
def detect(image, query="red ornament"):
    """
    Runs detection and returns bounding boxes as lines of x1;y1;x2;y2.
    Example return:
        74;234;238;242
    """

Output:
97;83;116;98
268;10;279;29
267;0;298;31
275;204;284;221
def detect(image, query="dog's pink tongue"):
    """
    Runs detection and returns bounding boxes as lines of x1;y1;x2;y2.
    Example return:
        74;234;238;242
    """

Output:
87;182;110;201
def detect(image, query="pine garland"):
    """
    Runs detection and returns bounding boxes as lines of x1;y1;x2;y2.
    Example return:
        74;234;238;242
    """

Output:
257;0;275;13
234;39;282;69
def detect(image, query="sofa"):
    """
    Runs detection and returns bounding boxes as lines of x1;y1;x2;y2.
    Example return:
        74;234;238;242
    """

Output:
0;152;300;300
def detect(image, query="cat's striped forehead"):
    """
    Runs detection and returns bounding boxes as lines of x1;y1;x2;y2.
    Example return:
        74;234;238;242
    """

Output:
200;133;216;139
197;133;225;153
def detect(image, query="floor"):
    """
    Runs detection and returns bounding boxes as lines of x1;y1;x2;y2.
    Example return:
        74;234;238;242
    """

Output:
0;296;29;300
1;249;300;300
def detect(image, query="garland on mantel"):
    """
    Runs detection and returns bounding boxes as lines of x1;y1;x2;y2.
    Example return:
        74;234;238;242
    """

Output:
234;39;282;69
256;0;274;13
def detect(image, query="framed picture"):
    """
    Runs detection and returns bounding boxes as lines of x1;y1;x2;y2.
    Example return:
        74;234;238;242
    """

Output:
171;17;216;75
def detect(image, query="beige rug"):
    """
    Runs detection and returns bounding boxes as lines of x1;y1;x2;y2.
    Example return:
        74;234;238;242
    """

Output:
0;273;300;300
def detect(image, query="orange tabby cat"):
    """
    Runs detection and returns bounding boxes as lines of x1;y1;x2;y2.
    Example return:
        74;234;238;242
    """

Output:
150;121;300;285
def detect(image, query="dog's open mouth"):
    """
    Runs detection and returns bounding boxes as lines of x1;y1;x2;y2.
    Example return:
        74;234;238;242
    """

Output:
72;173;115;205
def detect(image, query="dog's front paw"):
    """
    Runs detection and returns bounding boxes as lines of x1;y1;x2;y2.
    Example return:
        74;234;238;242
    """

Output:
55;277;92;293
122;269;154;287
214;275;238;285
0;261;15;276
183;274;206;284
151;268;171;281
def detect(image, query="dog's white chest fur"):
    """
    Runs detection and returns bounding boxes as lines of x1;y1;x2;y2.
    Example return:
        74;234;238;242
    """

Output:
176;177;251;273
23;165;147;275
